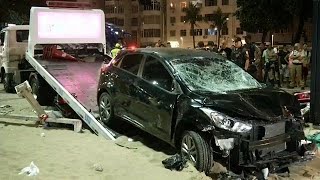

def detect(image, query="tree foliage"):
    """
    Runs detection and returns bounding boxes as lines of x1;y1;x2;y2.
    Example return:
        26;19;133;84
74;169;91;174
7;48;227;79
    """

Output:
0;0;31;24
235;0;312;43
208;7;228;47
184;2;202;48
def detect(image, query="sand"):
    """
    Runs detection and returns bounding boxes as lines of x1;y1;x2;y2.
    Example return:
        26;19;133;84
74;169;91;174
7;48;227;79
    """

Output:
1;84;320;180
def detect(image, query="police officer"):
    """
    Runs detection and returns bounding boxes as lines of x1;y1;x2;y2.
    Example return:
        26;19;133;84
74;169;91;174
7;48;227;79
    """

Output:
231;37;249;70
111;43;122;58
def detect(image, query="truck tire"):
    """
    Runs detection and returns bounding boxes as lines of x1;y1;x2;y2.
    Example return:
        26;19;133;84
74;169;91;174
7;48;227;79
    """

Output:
180;131;214;174
30;75;55;106
3;73;14;93
0;70;4;83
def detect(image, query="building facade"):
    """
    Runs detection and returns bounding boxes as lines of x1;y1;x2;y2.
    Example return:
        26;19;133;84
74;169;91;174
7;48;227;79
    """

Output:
32;0;312;47
104;0;166;47
166;0;241;48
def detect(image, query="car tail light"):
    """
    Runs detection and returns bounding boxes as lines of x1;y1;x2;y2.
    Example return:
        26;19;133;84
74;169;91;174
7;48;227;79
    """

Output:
295;91;310;101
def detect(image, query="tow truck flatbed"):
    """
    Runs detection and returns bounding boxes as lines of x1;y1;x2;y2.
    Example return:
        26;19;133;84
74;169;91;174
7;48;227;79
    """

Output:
35;57;102;114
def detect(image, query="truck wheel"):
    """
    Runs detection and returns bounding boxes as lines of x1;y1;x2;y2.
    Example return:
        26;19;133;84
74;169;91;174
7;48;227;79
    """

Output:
98;92;115;125
180;131;214;174
0;70;4;83
30;75;55;106
3;73;14;93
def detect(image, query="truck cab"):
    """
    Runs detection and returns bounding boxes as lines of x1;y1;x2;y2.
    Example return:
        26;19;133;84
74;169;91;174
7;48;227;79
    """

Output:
0;25;29;92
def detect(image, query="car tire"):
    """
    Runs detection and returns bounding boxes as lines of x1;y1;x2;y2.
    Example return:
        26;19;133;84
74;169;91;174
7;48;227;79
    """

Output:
3;73;14;93
0;70;4;83
30;75;55;106
180;131;214;174
98;92;115;125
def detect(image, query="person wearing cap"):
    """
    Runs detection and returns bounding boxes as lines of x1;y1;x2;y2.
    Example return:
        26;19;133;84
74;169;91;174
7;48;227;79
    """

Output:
288;43;304;89
111;43;122;58
230;37;249;70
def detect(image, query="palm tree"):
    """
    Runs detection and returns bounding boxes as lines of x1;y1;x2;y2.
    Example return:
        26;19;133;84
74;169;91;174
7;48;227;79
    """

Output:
184;2;202;48
209;7;229;48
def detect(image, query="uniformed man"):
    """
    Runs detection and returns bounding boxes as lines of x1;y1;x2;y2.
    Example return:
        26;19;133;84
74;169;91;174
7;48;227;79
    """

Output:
230;37;249;70
111;43;122;58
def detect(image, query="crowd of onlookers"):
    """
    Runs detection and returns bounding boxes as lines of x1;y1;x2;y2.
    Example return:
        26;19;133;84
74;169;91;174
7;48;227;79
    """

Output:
195;35;312;90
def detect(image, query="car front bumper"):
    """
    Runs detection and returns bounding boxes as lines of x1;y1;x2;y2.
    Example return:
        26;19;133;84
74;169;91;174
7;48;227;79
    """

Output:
211;121;308;173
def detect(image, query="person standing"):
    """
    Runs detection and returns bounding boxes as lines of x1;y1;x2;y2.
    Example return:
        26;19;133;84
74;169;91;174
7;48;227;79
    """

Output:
219;40;232;60
111;43;122;58
263;42;279;86
278;45;290;86
301;44;311;87
244;35;260;79
230;37;249;70
288;43;303;89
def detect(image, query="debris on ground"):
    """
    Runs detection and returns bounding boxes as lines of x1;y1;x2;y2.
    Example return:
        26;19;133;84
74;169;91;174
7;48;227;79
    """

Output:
18;161;39;176
0;105;11;108
0;105;14;115
93;163;103;172
162;154;188;171
307;132;320;148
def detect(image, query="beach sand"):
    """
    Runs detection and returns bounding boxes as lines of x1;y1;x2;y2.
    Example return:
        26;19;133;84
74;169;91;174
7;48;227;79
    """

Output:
1;84;320;180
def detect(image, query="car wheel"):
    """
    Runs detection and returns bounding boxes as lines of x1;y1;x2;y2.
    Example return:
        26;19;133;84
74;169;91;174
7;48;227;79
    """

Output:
98;92;114;125
180;131;213;174
3;73;14;93
30;75;55;106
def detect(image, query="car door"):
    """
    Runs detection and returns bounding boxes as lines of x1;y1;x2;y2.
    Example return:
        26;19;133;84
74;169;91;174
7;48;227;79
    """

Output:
134;55;179;142
114;53;145;128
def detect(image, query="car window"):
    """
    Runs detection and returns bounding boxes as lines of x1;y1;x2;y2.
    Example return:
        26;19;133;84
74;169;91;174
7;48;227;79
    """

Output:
120;54;143;75
142;56;173;91
16;30;29;42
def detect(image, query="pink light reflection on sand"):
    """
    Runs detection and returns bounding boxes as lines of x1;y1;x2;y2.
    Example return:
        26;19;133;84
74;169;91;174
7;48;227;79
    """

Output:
37;12;102;39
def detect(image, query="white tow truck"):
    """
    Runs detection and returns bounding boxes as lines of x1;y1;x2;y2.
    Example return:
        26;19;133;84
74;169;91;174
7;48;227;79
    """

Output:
0;1;116;140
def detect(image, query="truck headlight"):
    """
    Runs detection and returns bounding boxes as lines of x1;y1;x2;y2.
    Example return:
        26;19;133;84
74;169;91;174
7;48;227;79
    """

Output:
200;108;252;133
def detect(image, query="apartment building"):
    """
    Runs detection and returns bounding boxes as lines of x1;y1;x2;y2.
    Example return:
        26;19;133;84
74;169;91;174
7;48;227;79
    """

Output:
104;0;166;47
167;0;242;48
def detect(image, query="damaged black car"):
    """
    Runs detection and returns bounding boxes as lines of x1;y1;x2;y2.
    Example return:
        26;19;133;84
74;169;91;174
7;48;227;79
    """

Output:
97;48;309;174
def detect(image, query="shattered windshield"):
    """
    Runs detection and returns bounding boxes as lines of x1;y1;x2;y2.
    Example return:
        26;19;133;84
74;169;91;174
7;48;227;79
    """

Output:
170;57;262;93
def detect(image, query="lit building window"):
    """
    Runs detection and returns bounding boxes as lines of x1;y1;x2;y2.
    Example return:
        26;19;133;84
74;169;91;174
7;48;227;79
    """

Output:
190;29;203;36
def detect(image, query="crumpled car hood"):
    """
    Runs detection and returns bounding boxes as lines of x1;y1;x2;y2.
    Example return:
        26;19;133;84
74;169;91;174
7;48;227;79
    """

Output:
190;88;300;122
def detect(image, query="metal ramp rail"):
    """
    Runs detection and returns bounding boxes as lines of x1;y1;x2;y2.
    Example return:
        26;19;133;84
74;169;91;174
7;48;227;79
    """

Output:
25;52;116;140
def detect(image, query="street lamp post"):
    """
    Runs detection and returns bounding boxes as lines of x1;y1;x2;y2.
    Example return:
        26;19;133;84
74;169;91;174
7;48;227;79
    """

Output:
310;0;320;126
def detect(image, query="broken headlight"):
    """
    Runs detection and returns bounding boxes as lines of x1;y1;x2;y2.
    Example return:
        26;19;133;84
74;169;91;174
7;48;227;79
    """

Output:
200;108;252;133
